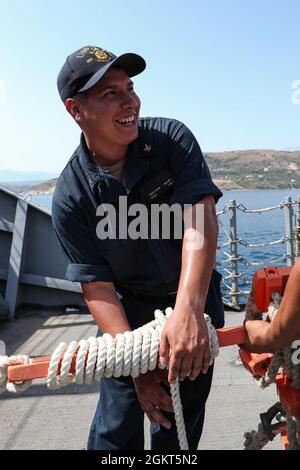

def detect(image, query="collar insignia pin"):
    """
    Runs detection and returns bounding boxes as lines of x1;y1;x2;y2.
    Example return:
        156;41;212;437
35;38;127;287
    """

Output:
143;144;152;152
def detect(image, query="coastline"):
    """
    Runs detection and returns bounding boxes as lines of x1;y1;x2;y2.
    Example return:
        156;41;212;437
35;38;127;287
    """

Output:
2;180;300;195
19;185;300;196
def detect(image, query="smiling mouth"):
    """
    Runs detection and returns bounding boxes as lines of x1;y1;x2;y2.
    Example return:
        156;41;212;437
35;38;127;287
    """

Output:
116;115;136;127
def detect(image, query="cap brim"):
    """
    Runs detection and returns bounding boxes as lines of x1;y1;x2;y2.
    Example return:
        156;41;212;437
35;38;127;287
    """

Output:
78;53;146;93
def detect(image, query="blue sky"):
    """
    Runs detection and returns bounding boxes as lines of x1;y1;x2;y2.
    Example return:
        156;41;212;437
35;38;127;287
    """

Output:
0;0;299;173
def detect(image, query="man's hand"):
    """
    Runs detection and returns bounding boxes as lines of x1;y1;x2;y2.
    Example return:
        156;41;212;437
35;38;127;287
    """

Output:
159;196;216;384
133;369;173;429
159;303;211;384
242;319;277;353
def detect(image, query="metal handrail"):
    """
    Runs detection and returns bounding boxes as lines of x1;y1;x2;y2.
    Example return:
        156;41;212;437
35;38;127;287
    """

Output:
217;197;299;309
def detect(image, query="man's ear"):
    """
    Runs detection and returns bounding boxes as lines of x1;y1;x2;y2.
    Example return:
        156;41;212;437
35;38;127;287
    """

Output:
65;97;81;121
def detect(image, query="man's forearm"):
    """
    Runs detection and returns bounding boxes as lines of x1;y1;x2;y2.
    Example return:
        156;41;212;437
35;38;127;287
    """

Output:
81;281;131;336
265;259;300;348
176;195;218;311
244;259;300;352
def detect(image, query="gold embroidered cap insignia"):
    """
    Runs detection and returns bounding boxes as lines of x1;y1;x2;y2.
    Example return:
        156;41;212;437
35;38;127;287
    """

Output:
93;49;111;62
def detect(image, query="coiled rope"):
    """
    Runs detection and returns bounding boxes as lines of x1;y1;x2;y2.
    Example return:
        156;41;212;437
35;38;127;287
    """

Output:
0;307;219;450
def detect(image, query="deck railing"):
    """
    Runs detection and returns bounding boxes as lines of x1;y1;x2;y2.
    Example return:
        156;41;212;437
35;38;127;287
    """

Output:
217;196;300;309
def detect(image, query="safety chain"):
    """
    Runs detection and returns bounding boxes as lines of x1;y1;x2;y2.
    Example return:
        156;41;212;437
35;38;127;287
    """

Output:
217;199;298;216
236;202;286;214
216;197;299;306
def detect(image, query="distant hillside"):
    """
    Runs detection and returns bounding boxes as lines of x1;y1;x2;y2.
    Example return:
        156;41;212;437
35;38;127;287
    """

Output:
17;149;300;193
19;178;58;195
0;170;58;183
205;149;300;190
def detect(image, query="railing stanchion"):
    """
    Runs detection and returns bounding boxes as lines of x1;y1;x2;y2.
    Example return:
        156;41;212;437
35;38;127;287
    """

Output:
296;195;300;259
228;199;240;308
284;196;295;266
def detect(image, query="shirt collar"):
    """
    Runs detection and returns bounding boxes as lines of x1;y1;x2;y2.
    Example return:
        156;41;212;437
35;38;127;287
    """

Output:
77;128;153;192
77;134;101;190
123;138;150;192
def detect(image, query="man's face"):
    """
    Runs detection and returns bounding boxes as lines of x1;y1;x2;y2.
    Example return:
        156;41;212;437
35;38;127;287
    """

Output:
77;67;141;147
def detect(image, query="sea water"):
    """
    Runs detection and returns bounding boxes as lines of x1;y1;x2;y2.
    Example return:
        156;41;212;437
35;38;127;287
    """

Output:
31;189;300;303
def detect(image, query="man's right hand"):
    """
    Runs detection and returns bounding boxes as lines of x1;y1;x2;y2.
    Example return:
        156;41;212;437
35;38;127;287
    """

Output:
241;319;273;353
133;369;173;429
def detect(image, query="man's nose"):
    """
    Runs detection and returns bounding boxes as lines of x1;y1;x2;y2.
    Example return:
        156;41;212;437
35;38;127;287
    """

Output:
122;92;139;108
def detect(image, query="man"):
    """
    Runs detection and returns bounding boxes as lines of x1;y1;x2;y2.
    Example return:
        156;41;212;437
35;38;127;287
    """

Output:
53;45;224;450
243;258;300;353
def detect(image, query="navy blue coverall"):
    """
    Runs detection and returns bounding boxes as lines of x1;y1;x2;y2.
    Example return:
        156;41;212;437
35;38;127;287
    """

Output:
52;117;224;450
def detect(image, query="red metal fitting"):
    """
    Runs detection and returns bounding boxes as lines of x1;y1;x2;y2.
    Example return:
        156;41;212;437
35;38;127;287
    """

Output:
252;266;291;312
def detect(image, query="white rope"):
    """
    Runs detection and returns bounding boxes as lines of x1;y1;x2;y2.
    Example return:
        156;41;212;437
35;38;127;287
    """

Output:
170;379;188;450
0;308;219;451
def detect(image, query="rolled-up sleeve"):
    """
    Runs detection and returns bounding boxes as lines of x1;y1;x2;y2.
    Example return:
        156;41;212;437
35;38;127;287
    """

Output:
166;120;223;206
52;197;114;284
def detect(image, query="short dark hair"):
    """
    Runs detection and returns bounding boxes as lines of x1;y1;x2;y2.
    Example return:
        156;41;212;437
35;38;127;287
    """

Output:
72;91;88;102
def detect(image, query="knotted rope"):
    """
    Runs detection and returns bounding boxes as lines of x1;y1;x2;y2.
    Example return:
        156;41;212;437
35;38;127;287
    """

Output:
0;307;219;450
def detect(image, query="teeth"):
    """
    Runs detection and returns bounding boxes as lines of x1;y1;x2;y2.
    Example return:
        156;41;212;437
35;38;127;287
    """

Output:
117;116;135;124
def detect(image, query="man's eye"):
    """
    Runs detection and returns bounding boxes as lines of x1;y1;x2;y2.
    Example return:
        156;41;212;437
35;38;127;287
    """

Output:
103;90;115;97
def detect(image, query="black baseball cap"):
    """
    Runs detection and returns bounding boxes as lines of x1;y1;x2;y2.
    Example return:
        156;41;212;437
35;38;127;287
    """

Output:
57;45;146;102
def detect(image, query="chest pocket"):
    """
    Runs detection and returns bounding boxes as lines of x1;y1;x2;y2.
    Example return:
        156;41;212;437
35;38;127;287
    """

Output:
138;167;182;283
139;169;174;204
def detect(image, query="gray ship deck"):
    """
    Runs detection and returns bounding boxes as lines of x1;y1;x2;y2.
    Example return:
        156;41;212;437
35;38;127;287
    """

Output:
0;308;282;450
